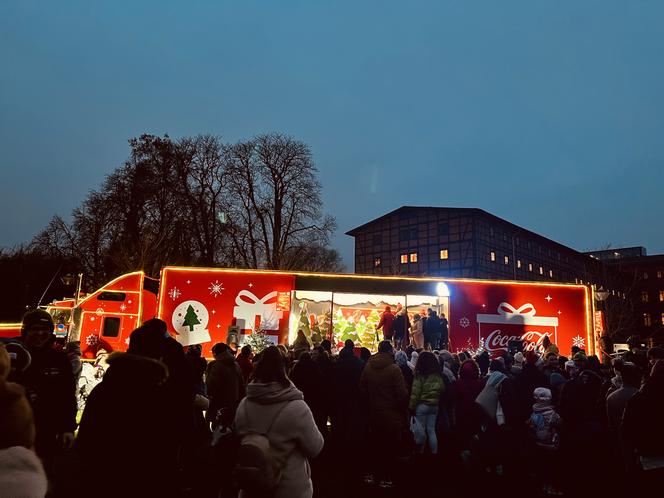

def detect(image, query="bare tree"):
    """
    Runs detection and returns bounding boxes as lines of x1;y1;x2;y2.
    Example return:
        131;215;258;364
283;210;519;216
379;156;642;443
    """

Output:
224;133;336;270
30;132;341;285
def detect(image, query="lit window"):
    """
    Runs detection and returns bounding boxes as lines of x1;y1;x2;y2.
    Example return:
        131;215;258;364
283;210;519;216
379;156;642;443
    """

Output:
439;249;449;260
504;256;509;265
644;313;652;327
400;254;408;264
661;312;664;324
539;266;544;275
409;252;418;263
658;270;663;278
660;290;664;302
517;260;522;269
529;263;533;272
490;251;496;262
549;270;553;278
642;291;649;303
644;272;649;280
374;257;381;268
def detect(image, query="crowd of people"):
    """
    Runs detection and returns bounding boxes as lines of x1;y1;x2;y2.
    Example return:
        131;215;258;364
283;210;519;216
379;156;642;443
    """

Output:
1;308;664;498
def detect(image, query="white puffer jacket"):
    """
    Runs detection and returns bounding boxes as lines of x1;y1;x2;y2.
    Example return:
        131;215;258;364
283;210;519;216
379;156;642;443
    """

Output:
235;381;324;498
0;446;48;498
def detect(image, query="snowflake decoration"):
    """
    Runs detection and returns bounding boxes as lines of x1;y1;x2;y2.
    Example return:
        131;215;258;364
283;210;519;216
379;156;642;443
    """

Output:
209;280;225;297
168;287;181;300
95;307;104;316
459;317;470;328
86;335;100;347
120;303;126;311
572;335;585;348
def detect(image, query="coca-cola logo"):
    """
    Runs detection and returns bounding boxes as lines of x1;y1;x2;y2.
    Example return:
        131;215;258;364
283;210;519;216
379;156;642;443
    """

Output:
483;328;551;353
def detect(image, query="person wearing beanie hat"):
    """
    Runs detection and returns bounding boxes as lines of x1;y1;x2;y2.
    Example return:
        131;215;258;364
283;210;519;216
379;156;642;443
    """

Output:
528;387;561;449
12;309;77;473
527;387;562;493
0;377;48;498
511;351;525;376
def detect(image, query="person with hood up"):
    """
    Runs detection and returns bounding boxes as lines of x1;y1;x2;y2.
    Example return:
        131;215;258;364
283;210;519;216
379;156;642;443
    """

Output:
359;341;408;489
411;313;424;349
234;346;324;498
206;342;245;429
454;359;485;447
75;344;178;497
409;351;444;455
292;329;311;360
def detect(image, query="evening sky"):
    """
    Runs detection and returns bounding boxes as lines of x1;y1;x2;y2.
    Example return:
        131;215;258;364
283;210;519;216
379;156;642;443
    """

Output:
1;1;663;269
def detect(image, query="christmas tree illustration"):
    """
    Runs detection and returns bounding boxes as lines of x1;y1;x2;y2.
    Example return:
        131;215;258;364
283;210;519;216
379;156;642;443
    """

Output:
182;305;201;331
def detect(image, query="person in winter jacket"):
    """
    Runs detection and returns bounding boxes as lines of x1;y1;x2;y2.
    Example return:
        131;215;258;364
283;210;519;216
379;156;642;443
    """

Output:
394;351;414;393
454;360;485;446
409;352;444;454
411;314;424;349
234;346;324;498
0;345;48;498
11;309;77;471
206;342;245;429
292;329;312;359
622;357;664;490
423;309;442;350
359;341;408;488
526;387;563;495
291;352;328;435
392;305;410;350
236;345;254;383
439;313;449;350
75;351;179;498
376;306;395;342
527;387;561;449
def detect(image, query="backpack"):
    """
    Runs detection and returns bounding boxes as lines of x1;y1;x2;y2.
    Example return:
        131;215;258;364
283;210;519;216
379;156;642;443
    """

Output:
233;400;291;492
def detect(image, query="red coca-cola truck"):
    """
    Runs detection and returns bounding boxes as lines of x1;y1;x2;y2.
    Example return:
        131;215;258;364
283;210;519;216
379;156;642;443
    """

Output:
3;267;597;359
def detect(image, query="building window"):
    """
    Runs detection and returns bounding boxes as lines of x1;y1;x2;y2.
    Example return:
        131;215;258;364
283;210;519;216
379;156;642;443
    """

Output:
400;254;408;264
374;257;381;268
539;266;544;275
437;223;449;236
399;227;418;242
661;313;664;324
644;313;652;327
490;251;496;262
504;255;509;265
643;272;649;280
549;270;553;278
658;270;663;278
372;234;382;245
517;260;522;269
641;291;649;303
409;252;418;263
528;263;533;272
439;249;449;260
659;290;664;302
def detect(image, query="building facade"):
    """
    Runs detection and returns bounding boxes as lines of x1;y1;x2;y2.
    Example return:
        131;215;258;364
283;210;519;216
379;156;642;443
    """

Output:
346;206;602;284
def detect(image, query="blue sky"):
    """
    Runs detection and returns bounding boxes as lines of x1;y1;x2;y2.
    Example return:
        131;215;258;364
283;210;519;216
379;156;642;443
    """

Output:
2;1;663;268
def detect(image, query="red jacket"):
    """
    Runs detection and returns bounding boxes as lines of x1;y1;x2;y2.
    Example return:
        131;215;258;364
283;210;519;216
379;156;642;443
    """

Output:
377;311;395;339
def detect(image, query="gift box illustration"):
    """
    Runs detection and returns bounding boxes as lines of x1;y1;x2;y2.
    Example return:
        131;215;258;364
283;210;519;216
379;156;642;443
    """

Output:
232;290;284;331
476;302;559;353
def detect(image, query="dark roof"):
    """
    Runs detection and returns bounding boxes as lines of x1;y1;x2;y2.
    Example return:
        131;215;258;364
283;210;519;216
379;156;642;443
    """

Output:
345;205;591;259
